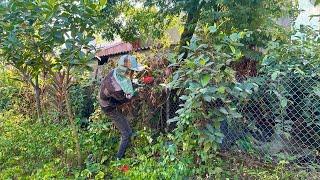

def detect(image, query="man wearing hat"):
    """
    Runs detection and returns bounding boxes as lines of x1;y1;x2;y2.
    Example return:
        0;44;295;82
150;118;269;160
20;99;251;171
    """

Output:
99;54;144;159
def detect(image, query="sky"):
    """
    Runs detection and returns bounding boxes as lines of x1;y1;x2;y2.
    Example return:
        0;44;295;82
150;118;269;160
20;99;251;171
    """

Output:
294;0;320;30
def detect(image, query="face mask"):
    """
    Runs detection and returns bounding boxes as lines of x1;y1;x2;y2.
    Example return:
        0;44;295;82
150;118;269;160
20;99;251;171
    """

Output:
113;66;134;96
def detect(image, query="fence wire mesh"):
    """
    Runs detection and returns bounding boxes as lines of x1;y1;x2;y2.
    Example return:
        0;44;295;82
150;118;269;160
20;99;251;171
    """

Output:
165;74;320;168
237;75;320;167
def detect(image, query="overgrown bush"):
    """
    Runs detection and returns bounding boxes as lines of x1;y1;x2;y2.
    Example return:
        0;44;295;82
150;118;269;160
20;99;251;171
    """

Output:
0;110;75;178
131;27;258;177
70;84;95;119
239;27;320;163
0;66;32;113
261;27;320;77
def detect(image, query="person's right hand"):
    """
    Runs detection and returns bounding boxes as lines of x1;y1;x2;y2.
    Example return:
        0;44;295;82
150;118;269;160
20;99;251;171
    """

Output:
141;75;154;84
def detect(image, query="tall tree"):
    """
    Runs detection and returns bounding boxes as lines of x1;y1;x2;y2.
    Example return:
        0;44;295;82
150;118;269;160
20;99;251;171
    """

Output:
0;0;125;167
0;0;53;119
144;0;293;58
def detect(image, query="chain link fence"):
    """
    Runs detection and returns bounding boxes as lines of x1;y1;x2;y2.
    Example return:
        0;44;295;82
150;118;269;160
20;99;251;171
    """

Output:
235;74;320;167
163;74;320;168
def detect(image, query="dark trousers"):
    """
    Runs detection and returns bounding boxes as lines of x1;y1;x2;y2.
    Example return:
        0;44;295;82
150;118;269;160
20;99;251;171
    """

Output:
102;107;132;159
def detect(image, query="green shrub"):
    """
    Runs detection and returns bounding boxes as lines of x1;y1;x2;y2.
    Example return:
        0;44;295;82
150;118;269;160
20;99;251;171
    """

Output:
0;110;75;178
69;84;96;119
0;67;21;112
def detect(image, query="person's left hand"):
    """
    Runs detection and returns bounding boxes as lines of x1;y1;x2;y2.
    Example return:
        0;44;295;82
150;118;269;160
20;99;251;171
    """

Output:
125;94;133;99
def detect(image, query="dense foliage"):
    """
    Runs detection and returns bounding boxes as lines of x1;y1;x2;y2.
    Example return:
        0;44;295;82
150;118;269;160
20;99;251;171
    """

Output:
1;0;320;179
262;27;320;77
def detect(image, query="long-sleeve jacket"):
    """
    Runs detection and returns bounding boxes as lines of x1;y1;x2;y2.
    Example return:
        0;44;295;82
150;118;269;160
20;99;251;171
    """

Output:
99;70;130;112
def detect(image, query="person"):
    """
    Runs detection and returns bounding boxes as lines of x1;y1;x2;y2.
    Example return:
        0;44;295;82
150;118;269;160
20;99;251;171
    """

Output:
99;54;144;159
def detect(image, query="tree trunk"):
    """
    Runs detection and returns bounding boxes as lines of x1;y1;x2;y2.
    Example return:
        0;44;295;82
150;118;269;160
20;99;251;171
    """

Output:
165;88;170;124
64;68;82;168
65;91;82;168
34;75;42;121
179;1;204;59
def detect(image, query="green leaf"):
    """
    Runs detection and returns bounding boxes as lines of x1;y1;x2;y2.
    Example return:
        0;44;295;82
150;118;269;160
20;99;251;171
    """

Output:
167;117;179;124
214;132;224;137
203;142;211;153
213;167;223;175
95;171;105;179
219;107;228;115
207;86;217;93
197;44;208;50
100;156;108;164
199;59;206;66
54;31;64;43
229;45;236;54
179;95;188;101
203;95;211;102
200;74;211;87
280;98;288;108
200;88;208;94
189;82;200;90
173;73;179;81
47;0;56;6
209;25;217;33
178;53;185;60
245;89;252;94
206;124;215;133
271;71;280;80
99;0;107;6
217;86;225;94
65;41;72;50
314;89;320;97
235;86;242;91
231;112;242;118
229;33;239;42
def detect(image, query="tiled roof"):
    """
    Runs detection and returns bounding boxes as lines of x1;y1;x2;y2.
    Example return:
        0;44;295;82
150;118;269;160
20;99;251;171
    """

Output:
96;41;148;57
95;27;181;58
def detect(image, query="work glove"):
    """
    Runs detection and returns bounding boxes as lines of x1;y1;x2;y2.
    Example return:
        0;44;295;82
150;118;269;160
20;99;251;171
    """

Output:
141;75;154;84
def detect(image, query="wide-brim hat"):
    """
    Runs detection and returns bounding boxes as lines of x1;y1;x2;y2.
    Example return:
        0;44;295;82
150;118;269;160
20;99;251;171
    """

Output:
118;55;144;71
